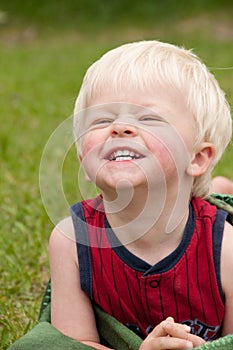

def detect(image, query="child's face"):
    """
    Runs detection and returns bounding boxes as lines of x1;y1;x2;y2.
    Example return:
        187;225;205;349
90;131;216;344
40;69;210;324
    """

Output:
77;84;196;194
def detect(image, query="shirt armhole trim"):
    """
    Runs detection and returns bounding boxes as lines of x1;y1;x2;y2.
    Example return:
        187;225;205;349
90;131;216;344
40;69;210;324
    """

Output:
70;202;92;298
212;208;228;302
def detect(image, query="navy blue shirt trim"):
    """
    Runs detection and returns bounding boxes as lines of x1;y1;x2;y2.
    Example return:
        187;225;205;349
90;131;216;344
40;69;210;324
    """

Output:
70;202;92;298
70;200;228;301
105;203;194;276
212;209;228;302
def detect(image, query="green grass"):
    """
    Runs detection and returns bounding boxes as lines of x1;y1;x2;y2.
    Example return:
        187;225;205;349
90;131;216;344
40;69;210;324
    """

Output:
0;3;232;349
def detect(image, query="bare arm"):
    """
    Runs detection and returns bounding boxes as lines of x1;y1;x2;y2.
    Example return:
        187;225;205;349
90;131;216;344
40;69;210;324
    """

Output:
220;221;233;336
49;217;112;349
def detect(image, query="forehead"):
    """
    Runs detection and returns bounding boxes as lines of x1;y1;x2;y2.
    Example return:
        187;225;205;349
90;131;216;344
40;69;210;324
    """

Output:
87;84;192;120
85;102;157;116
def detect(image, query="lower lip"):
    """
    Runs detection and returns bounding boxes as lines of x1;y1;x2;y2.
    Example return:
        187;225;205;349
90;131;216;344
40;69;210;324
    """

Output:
107;158;143;164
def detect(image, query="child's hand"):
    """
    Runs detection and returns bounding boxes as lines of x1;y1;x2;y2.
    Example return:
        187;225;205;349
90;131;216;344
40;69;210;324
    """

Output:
139;317;206;350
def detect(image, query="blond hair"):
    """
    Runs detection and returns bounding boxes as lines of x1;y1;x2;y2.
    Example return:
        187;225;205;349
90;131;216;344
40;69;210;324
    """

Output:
74;40;232;197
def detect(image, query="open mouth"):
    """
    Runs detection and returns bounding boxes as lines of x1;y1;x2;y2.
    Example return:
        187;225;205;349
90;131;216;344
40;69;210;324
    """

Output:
108;149;143;162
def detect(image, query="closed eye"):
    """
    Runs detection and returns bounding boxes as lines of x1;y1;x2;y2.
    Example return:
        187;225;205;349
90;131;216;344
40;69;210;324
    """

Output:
140;115;164;122
92;118;114;126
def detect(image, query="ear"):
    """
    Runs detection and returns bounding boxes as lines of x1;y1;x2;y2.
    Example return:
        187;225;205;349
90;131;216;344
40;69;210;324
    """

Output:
186;142;215;177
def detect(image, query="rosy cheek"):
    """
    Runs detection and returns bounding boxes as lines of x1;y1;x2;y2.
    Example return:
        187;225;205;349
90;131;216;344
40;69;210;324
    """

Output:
148;137;179;173
81;127;109;157
149;137;170;157
82;139;93;156
81;132;97;157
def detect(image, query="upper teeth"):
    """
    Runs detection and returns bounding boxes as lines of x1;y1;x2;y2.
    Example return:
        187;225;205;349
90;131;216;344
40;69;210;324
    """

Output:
109;149;141;161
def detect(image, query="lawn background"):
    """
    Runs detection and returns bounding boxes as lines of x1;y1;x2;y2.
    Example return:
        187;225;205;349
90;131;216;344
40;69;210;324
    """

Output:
0;1;232;348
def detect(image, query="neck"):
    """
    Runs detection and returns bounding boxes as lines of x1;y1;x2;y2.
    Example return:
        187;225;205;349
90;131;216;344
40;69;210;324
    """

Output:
102;182;191;264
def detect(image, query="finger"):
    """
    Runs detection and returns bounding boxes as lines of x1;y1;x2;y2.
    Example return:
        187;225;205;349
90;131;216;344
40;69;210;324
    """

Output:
188;333;206;347
148;320;173;338
149;319;190;338
163;321;191;338
140;336;193;350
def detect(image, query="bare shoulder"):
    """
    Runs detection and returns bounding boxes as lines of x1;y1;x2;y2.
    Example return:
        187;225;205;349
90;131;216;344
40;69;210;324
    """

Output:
49;216;75;246
221;221;233;335
222;220;233;253
49;216;78;266
221;221;233;296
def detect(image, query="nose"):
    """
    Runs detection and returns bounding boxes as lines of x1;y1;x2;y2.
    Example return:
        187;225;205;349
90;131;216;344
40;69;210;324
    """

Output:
111;122;137;137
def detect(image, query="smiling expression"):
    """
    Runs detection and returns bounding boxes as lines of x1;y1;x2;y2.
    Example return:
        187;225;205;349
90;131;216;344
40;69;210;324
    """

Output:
76;84;196;195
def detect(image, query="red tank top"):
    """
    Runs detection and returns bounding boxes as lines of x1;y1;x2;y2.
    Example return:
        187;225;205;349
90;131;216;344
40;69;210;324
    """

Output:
70;196;227;340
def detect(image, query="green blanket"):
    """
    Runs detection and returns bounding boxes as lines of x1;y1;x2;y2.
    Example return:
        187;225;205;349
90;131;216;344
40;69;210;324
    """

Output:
7;299;233;350
8;194;233;350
